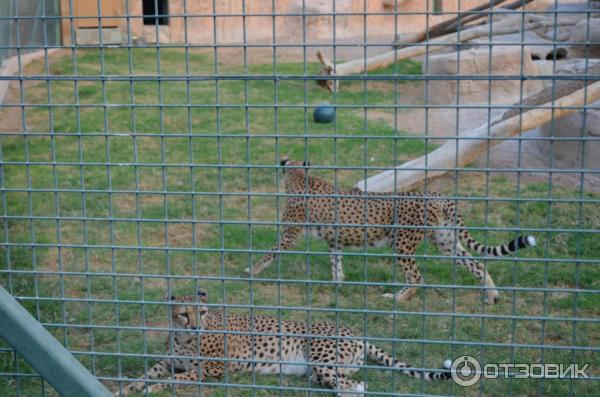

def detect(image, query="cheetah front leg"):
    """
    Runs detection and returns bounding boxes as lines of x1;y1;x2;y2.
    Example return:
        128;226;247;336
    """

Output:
382;257;423;303
143;369;203;394
245;225;302;276
329;250;345;281
383;230;423;303
312;366;364;397
113;361;172;396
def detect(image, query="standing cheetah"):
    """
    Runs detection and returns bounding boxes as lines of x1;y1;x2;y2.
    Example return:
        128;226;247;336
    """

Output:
245;159;536;305
114;289;451;396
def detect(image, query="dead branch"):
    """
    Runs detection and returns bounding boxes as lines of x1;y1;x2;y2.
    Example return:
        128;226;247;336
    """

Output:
395;0;534;47
317;14;572;92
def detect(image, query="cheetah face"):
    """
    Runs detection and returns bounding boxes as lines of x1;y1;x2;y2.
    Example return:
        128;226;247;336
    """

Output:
169;289;208;330
280;158;309;175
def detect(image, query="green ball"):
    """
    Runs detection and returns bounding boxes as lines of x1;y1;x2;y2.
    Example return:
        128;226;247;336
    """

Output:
313;104;335;124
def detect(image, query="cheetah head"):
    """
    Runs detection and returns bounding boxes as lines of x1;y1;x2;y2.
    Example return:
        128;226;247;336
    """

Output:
169;288;209;330
280;157;310;181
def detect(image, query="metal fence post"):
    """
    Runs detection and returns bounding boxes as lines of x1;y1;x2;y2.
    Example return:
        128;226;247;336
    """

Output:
0;285;112;397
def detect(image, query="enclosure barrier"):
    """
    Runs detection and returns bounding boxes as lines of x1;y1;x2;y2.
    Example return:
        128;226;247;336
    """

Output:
1;0;599;396
0;285;112;397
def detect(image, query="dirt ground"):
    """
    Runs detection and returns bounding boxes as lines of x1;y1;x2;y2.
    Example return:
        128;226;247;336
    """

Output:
364;80;600;194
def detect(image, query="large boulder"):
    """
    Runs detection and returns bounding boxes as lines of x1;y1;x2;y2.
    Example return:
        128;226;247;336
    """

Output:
536;60;600;170
424;45;544;105
536;105;600;170
568;18;600;59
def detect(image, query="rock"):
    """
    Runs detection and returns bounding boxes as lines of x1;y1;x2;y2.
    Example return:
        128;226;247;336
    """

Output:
469;31;568;61
568;19;600;59
424;45;544;105
537;105;600;169
536;59;600;170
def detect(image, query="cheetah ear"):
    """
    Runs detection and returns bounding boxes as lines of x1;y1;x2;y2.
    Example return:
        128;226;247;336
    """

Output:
280;157;290;167
168;295;176;301
303;161;310;167
197;289;208;303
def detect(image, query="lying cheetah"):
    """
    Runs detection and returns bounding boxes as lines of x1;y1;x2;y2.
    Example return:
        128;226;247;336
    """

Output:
114;289;451;396
245;159;536;305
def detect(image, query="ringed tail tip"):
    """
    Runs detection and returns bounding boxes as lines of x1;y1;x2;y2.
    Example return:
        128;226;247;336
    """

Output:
443;359;452;369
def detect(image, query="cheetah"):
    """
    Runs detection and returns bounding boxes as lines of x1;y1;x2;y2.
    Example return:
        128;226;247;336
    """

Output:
114;289;451;396
245;159;536;305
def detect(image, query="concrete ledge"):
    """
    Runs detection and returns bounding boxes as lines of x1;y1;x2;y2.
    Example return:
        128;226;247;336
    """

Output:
0;49;60;104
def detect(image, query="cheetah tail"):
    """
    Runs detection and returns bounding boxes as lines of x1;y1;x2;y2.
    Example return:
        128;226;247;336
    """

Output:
365;343;451;381
445;203;536;257
463;232;536;257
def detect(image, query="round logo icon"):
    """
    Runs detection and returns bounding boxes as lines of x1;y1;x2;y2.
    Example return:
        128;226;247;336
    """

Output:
451;355;482;386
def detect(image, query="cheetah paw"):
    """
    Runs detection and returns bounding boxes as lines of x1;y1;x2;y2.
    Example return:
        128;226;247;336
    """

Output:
485;289;499;305
382;288;416;303
244;266;262;276
332;273;345;282
338;382;365;396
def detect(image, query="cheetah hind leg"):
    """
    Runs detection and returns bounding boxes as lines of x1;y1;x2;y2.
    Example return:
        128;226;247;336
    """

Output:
432;228;499;305
312;367;364;397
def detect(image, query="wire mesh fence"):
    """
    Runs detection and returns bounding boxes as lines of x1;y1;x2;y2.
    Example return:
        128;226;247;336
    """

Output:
0;0;599;396
0;0;61;65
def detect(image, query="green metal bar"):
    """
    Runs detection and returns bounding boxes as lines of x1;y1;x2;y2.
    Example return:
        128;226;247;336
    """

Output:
0;285;112;397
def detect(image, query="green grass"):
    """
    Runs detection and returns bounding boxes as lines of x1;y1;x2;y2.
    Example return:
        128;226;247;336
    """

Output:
0;48;598;397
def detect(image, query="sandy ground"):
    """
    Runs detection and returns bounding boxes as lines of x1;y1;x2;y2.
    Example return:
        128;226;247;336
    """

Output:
363;80;600;193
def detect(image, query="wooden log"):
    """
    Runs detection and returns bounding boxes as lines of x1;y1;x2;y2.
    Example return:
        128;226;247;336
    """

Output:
316;14;570;92
353;80;600;192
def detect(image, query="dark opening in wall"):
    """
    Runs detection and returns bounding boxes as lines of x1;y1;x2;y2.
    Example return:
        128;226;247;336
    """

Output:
143;0;169;25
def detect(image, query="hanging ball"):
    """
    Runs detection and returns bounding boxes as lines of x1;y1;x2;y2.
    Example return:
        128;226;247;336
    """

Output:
313;104;336;124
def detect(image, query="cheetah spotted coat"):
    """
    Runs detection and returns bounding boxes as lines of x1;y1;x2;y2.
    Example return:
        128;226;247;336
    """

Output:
246;159;536;304
114;290;451;396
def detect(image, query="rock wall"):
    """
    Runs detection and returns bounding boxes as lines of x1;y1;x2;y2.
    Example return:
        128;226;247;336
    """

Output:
424;45;545;105
135;0;489;44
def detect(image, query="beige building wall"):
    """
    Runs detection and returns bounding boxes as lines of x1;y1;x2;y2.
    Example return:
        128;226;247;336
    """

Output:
61;0;497;45
135;0;491;44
